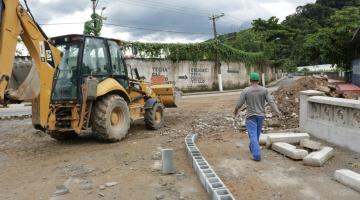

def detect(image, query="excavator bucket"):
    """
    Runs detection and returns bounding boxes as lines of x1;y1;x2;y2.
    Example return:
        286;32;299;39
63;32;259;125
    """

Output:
151;84;179;108
7;59;40;101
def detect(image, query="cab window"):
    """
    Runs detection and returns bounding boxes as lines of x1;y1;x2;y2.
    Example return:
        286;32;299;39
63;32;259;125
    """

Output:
82;38;109;75
108;41;127;76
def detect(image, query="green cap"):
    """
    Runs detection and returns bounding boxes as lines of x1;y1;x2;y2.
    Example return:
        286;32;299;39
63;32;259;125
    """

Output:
250;72;260;81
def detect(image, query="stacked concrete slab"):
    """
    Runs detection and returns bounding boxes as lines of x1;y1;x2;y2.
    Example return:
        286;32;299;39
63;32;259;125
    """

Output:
185;134;235;200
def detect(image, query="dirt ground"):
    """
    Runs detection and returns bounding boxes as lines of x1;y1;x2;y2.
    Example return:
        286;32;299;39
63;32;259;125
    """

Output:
0;91;360;200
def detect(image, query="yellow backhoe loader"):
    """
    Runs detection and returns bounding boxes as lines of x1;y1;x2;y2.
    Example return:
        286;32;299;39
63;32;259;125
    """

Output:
0;0;177;142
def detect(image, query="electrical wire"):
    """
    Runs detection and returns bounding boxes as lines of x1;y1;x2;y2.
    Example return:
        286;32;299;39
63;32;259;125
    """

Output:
103;22;211;35
119;0;213;15
114;0;210;18
39;22;212;35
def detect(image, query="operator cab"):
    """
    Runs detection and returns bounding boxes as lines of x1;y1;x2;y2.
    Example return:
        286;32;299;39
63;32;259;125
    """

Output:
50;34;128;102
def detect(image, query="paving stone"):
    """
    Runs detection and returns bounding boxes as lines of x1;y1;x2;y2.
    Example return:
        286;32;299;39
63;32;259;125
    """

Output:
272;142;308;160
266;133;310;148
300;139;322;150
334;169;360;193
303;147;333;167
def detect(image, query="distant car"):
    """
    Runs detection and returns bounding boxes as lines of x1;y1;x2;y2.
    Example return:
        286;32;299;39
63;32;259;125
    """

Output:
288;73;294;78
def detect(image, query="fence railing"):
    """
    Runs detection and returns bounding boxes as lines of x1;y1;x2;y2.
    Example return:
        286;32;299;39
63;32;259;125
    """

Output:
300;90;360;152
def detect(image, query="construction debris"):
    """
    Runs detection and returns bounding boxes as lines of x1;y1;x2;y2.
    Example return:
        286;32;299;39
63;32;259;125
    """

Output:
303;147;334;167
265;133;310;148
272;77;330;129
300;139;322;151
53;185;70;196
334;169;360;193
271;142;308;160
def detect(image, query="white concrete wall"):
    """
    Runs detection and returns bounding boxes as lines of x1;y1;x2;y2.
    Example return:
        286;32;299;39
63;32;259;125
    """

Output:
125;58;278;92
300;90;360;152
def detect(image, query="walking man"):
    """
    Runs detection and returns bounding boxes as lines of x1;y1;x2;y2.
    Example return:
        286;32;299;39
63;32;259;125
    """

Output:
234;72;281;161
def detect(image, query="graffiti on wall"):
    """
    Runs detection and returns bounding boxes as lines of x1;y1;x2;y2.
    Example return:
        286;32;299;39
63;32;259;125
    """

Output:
190;67;209;84
152;66;169;82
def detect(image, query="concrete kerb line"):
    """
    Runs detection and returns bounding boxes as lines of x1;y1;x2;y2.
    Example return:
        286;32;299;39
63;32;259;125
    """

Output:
185;133;236;200
0;114;32;120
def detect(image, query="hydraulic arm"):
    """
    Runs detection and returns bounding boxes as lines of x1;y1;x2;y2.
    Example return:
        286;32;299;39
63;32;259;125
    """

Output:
0;0;62;127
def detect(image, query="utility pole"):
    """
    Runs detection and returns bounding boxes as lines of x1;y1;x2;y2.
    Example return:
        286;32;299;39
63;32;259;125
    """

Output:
209;13;224;92
91;0;97;35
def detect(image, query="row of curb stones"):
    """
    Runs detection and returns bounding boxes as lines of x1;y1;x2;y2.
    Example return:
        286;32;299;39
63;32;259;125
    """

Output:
185;133;235;200
0;114;32;120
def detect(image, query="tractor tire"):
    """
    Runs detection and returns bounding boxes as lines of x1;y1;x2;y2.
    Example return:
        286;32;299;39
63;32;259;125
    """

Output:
144;102;164;130
91;95;130;142
49;131;78;141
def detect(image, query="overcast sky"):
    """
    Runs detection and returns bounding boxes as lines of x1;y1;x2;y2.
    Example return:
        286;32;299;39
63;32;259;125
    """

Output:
27;0;316;43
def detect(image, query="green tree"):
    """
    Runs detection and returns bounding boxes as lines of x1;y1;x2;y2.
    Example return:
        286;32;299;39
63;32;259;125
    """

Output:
316;0;360;9
303;6;360;69
84;13;106;36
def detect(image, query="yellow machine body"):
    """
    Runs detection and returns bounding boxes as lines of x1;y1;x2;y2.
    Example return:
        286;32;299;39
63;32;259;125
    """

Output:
0;0;178;139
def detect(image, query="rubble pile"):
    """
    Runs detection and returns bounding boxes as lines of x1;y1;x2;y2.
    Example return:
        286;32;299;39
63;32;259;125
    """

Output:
272;76;329;129
191;112;242;134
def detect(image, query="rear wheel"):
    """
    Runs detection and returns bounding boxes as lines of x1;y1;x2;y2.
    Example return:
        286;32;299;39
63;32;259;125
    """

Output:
145;102;164;130
92;95;130;142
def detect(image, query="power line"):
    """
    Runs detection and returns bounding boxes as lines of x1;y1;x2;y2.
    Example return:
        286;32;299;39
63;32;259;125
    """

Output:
123;0;213;15
115;0;210;18
39;22;212;35
105;19;209;28
39;22;85;25
104;22;211;35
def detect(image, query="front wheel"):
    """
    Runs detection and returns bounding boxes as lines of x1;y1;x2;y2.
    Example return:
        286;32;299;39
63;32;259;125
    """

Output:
144;102;165;130
91;95;130;142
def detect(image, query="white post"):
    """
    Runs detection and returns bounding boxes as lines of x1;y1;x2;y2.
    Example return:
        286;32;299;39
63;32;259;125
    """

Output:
262;73;266;87
218;74;223;92
162;149;175;174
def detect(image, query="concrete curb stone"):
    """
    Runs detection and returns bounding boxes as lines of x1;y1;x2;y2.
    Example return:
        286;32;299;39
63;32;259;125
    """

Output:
185;133;236;200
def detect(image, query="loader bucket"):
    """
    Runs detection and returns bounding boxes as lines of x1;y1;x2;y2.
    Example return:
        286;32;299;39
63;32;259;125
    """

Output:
151;84;179;108
7;58;40;101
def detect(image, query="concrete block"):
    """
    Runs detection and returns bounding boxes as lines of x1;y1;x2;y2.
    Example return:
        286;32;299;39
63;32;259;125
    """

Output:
334;169;360;193
211;188;236;200
272;142;308;160
303;147;334;167
300;139;322;150
162;149;175;174
266;133;310;148
185;133;235;200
